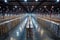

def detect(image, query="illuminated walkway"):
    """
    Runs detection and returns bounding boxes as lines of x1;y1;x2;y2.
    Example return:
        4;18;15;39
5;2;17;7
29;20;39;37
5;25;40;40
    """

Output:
4;14;53;40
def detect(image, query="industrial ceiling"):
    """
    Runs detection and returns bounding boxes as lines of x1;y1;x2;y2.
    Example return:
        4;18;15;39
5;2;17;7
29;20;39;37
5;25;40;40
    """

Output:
0;0;60;13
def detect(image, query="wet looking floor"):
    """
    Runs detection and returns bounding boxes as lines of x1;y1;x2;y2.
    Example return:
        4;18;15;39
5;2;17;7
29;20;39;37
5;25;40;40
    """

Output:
4;14;54;40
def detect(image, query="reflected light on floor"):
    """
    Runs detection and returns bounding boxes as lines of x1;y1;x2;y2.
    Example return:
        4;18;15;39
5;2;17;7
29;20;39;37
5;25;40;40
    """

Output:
38;27;40;32
10;37;16;40
32;17;38;29
19;27;22;32
26;21;29;28
29;16;33;28
19;17;28;32
16;31;19;36
40;29;44;36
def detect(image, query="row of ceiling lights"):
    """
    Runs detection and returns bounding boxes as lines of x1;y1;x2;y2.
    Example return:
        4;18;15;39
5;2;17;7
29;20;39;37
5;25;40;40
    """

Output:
3;0;60;10
24;0;60;2
4;0;60;3
0;5;59;10
44;6;54;8
14;5;59;9
0;0;59;12
4;0;38;3
24;0;38;2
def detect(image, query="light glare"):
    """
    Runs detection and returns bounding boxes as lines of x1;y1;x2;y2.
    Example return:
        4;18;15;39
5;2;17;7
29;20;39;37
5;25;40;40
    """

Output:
57;0;59;2
16;32;19;36
24;0;27;2
35;0;38;2
15;6;17;8
4;0;7;2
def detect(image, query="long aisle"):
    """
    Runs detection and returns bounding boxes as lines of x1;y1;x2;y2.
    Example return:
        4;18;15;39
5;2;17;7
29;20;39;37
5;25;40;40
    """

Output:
5;16;28;40
32;15;53;40
5;14;54;40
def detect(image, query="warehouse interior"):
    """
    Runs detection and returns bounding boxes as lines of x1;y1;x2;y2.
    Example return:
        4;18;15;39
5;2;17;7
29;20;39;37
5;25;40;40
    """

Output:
0;0;60;40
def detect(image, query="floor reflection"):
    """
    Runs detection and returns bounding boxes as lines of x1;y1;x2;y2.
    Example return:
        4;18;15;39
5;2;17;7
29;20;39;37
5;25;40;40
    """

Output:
5;15;53;40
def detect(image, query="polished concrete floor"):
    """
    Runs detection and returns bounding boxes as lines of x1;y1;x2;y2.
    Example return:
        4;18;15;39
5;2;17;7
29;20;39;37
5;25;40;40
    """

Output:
4;15;54;40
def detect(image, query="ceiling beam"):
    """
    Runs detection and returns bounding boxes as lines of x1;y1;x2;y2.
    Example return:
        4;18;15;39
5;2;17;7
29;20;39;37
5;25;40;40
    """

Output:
31;1;44;12
31;0;57;12
15;0;28;12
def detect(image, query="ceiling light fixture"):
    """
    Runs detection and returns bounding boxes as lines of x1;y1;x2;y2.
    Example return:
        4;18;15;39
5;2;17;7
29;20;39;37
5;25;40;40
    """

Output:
57;0;59;2
15;6;17;8
44;6;47;8
52;6;54;8
24;0;27;2
35;0;38;2
4;0;7;3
